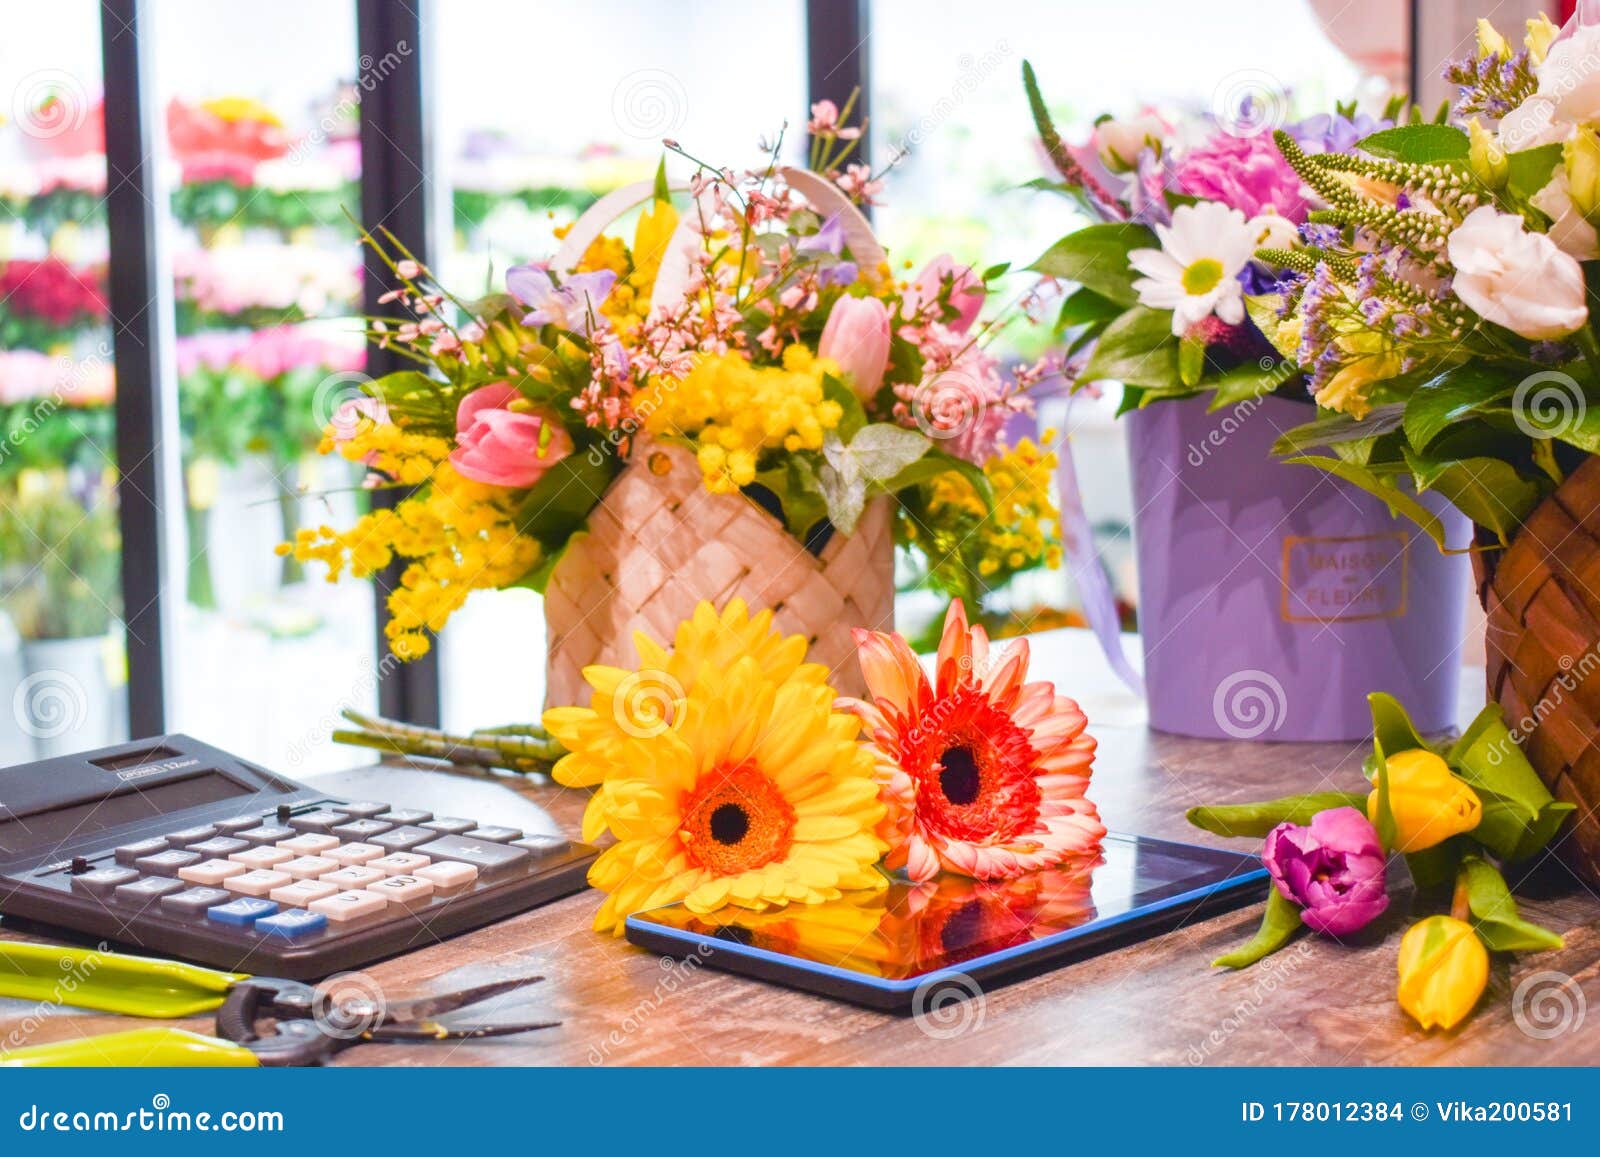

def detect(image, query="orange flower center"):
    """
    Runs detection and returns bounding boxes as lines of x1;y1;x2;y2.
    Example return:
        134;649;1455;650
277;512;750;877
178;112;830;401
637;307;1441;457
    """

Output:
896;685;1042;844
679;761;796;877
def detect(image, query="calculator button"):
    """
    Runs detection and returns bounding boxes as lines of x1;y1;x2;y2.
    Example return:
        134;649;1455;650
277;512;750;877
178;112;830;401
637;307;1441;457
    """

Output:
381;808;433;826
369;852;430;876
323;842;383;866
322;865;386;890
464;826;522;844
331;819;394;841
187;837;250;859
72;866;140;895
309;890;388;922
414;834;530;875
255;909;329;940
207;897;278;927
164;825;218;846
178;859;248;886
364;874;434;907
136;850;203;877
369;826;438;853
114;877;185;908
237;824;296;846
114;837;169;865
415;861;478;890
225;869;293;897
331;801;389;819
421;817;477;835
229;846;293;869
212;816;263;834
270;879;339;908
280;855;337;880
161;886;231;917
277;833;339;855
510;835;566;857
286;810;346;834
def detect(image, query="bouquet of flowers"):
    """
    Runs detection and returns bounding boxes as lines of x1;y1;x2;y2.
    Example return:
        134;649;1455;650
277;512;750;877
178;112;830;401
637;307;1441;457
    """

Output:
1244;9;1600;880
283;115;1059;684
1019;61;1382;410
0;259;107;348
1189;693;1571;1032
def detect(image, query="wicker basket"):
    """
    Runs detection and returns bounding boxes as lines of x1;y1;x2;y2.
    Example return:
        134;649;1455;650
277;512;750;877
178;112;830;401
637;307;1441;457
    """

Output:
1476;455;1600;885
542;438;895;709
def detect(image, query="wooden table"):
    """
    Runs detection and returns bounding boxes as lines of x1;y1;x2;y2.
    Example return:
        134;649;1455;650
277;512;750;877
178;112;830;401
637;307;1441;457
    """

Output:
4;715;1597;1066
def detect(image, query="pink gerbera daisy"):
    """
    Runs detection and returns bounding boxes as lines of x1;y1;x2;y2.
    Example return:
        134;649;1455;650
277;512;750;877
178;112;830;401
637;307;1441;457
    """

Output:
838;600;1105;881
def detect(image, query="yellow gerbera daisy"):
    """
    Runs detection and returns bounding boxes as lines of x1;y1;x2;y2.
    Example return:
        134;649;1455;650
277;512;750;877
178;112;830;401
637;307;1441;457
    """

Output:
543;599;888;935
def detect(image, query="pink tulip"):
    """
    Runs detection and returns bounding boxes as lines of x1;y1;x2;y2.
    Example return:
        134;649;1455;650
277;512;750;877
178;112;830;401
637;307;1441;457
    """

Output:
818;295;891;400
450;382;573;489
910;253;986;333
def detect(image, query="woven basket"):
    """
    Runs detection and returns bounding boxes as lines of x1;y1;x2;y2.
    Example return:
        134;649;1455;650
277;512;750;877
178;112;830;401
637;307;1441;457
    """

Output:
1475;455;1600;885
542;438;895;709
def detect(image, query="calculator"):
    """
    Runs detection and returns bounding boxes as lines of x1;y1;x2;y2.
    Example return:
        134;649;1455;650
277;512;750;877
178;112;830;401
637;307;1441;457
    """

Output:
0;734;596;979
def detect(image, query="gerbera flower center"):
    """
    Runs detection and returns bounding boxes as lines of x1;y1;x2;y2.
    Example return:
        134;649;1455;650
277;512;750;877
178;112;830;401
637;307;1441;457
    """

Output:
1181;257;1224;295
679;761;796;877
938;746;982;805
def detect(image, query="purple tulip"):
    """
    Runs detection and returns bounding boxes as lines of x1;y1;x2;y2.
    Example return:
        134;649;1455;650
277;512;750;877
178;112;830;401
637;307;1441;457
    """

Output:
1262;807;1389;938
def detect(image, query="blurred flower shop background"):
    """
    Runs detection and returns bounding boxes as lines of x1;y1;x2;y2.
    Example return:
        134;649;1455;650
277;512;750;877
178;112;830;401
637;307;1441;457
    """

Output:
0;0;1444;771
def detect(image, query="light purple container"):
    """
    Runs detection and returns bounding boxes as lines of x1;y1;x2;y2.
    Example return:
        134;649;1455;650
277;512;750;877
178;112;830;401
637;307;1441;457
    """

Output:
1127;394;1468;741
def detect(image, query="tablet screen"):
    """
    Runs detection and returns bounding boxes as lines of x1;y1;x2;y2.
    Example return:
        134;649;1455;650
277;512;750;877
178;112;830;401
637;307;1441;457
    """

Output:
628;834;1261;981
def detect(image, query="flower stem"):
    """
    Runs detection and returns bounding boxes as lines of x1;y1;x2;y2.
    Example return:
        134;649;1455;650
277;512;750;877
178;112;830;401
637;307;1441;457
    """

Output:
334;708;564;774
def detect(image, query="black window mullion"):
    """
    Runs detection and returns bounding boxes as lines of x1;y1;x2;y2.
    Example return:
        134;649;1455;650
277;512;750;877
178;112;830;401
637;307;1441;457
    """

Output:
357;0;440;725
806;0;872;172
101;0;175;738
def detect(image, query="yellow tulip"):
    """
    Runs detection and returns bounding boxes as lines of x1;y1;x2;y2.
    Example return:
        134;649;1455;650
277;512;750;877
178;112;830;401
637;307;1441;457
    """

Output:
1397;916;1489;1031
1566;128;1600;226
1526;14;1560;63
1467;118;1508;191
1368;749;1482;852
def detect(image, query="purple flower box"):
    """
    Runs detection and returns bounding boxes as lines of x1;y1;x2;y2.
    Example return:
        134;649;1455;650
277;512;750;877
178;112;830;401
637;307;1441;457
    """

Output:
1127;394;1468;741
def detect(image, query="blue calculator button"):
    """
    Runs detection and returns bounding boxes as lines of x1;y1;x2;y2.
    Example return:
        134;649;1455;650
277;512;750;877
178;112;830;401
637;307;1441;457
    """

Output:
255;910;328;940
207;897;278;927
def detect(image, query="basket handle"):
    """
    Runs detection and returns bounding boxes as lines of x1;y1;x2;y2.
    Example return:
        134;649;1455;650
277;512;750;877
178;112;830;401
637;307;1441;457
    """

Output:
647;165;887;311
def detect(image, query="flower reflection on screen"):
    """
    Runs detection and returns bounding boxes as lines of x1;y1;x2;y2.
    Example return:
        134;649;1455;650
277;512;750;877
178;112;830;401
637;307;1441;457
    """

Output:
664;854;1104;980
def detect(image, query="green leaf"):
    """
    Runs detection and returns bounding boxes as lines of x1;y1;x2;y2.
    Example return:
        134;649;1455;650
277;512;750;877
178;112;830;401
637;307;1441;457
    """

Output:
1213;887;1304;970
1404;839;1465;890
1279;454;1448;549
1186;792;1368;839
1055;286;1125;330
1273;404;1406;454
823;373;867;440
514;442;617;549
755;456;832;539
1447;704;1552;810
1369;691;1429;758
1178;332;1206;388
981;261;1010;281
1208;358;1299;410
1401;364;1517;452
1457;856;1564;953
882;448;994;511
1080;305;1184;392
1506;143;1564;202
841;423;931;484
1403;452;1545;542
653;155;671;204
1028;223;1157;307
885;334;925;392
1357;124;1470;163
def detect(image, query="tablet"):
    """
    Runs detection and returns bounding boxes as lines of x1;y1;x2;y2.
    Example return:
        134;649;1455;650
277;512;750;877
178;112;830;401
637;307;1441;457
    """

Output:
624;833;1267;1011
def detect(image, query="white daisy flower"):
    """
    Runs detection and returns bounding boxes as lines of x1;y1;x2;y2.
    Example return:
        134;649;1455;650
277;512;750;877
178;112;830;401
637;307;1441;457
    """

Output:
1128;201;1260;336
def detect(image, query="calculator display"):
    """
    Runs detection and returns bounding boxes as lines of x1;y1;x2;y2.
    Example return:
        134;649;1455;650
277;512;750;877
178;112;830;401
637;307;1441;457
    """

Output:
0;771;248;855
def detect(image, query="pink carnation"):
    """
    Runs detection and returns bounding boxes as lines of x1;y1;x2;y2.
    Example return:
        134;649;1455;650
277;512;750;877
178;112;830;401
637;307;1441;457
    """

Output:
1172;132;1308;222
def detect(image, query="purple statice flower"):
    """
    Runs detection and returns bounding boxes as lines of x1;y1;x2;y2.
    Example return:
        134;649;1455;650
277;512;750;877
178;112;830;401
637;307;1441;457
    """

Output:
1300;222;1343;249
1289;112;1391;156
505;265;616;336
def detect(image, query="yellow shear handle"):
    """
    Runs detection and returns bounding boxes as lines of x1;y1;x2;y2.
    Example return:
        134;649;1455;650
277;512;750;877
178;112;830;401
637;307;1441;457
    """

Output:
1;1028;258;1068
0;941;248;1019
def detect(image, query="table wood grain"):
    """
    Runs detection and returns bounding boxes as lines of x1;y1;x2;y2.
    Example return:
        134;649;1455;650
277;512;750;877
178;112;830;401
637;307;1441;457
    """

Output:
4;721;1597;1067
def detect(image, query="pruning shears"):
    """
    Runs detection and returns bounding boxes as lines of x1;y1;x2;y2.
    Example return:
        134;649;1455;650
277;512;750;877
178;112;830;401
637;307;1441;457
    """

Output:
0;940;558;1067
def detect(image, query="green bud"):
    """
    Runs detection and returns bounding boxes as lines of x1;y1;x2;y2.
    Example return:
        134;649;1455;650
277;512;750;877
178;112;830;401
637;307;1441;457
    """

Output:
1467;118;1507;190
1565;127;1600;226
